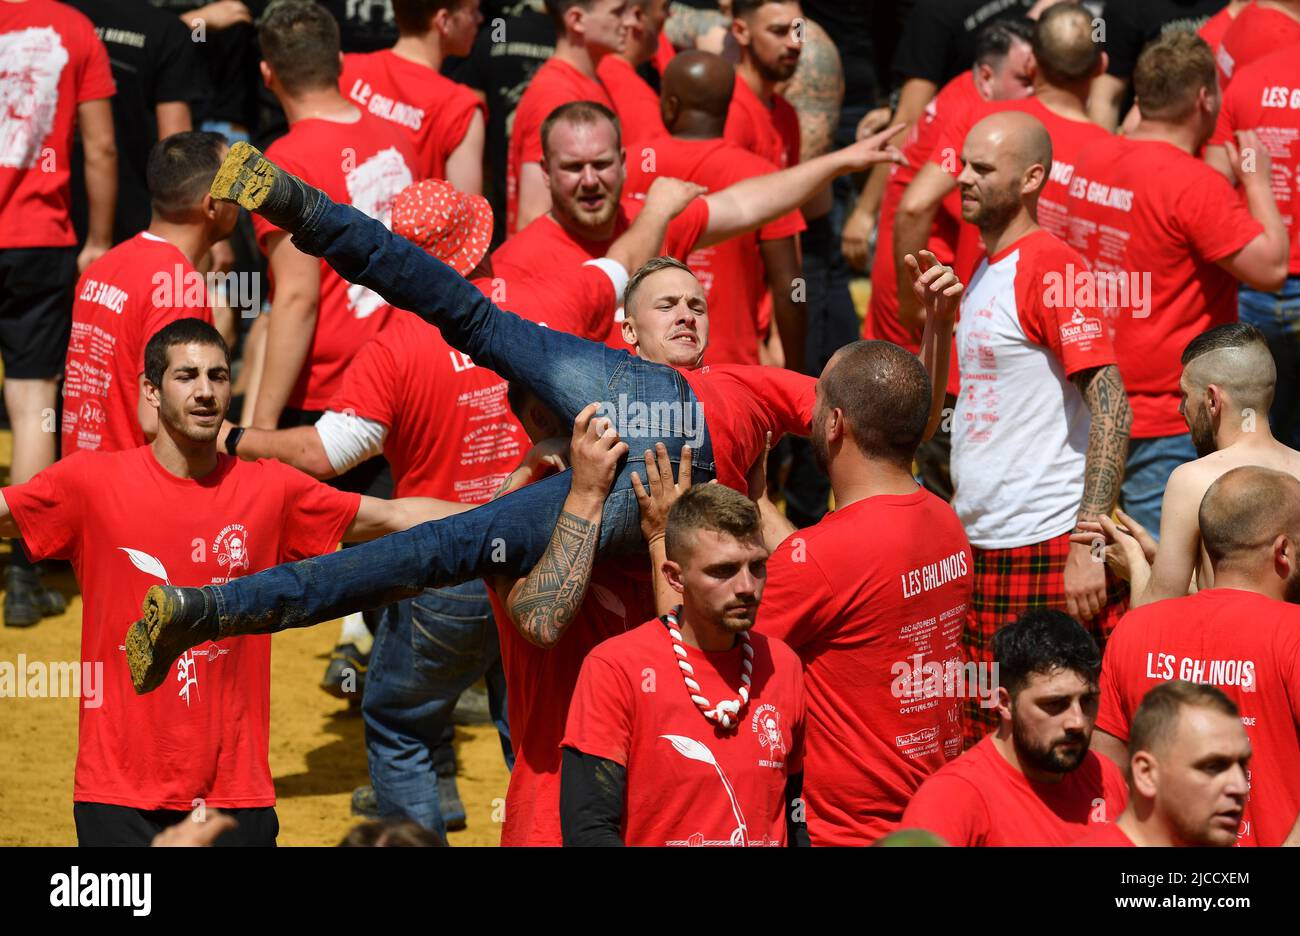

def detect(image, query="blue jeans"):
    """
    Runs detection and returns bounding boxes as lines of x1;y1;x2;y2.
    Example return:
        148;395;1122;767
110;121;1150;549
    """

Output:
363;579;511;837
1239;278;1300;449
207;194;715;634
1121;433;1198;537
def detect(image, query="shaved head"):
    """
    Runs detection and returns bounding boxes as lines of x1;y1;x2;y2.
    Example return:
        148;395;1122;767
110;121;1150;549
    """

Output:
958;111;1052;232
1182;324;1276;415
1033;1;1102;87
661;50;736;126
1199;466;1300;574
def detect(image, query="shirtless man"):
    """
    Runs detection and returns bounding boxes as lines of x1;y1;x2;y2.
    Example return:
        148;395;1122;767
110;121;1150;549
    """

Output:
1077;323;1300;604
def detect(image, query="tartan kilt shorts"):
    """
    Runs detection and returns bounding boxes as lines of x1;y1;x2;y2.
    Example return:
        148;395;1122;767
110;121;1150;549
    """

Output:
963;531;1128;747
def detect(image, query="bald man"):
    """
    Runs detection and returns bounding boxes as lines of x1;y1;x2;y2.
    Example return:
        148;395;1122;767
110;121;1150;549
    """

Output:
1080;323;1300;606
952;109;1132;746
895;1;1109;331
1092;465;1300;846
1073;681;1250;848
623;50;805;368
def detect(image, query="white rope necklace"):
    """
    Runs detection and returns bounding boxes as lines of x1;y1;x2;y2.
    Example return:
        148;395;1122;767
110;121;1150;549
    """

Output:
662;605;753;730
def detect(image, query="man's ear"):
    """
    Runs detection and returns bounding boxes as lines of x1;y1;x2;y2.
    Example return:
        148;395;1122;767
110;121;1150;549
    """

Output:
730;15;749;48
259;60;273;90
620;310;639;350
973;62;994;97
1273;533;1295;583
1129;750;1157;799
142;377;162;410
996;685;1014;727
1095;50;1109;79
663;559;686;595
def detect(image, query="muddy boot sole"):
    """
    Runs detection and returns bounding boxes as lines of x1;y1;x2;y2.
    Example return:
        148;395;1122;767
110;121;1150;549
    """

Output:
125;585;196;695
210;140;279;212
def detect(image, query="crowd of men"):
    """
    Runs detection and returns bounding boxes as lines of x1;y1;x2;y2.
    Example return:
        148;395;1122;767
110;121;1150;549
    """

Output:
0;0;1298;849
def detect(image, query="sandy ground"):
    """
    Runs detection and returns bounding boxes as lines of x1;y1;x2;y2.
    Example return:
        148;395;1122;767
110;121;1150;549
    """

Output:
0;419;511;847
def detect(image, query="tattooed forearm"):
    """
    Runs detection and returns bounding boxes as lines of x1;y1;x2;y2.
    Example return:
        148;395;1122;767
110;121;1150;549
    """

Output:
665;3;729;49
1074;364;1133;522
510;510;601;649
778;18;844;159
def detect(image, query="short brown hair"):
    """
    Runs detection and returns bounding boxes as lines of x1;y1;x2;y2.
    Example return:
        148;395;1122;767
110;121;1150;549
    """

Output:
545;0;594;28
540;100;622;163
339;819;446;847
259;1;341;96
1133;32;1216;122
393;0;464;34
624;255;696;317
664;485;761;563
1129;681;1240;757
821;340;931;468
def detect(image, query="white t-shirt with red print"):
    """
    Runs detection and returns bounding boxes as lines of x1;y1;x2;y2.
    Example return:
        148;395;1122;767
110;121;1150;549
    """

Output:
952;229;1118;550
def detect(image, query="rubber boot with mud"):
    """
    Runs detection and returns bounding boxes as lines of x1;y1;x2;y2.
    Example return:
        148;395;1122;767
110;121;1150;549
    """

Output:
209;140;323;231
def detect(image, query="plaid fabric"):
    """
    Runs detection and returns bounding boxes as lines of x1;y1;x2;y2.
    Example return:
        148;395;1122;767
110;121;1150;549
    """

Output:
964;531;1128;747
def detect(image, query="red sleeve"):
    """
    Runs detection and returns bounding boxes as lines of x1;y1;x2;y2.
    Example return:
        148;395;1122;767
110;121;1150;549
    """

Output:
1015;245;1117;377
3;456;87;562
76;19;116;103
326;333;400;427
1095;627;1132;743
517;91;552;167
759;208;806;242
438;82;488;158
1173;169;1262;264
532;264;618;339
274;464;362;561
662;198;711;258
754;538;833;651
899;772;988;846
775;98;801;166
1278;624;1300;727
561;651;637;767
760;367;817;436
930;100;986;176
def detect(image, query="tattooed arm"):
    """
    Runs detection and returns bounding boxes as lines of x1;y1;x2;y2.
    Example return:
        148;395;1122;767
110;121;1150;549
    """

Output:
1064;364;1133;621
664;3;730;53
507;403;628;649
777;17;843;219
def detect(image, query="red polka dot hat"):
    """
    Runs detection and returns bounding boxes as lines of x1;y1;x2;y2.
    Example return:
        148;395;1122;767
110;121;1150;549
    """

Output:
391;178;494;277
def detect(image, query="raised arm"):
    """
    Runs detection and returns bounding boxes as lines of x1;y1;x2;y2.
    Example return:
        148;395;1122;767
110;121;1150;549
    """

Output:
507;404;628;649
253;233;320;429
905;250;961;441
893;163;958;331
631;443;696;617
604;178;706;274
698;124;904;249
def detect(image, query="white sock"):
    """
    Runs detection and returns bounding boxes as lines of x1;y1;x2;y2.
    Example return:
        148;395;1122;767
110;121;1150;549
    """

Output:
337;612;372;654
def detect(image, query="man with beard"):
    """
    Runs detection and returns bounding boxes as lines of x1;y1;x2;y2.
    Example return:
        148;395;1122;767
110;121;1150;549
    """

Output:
1064;32;1285;536
948;110;1131;746
900;609;1128;846
1081;324;1300;606
750;277;974;845
0;319;472;846
560;484;807;847
1074;681;1251;848
1089;466;1300;847
725;0;802;170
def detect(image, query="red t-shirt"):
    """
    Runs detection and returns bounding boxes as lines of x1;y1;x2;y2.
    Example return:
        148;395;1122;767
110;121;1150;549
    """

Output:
653;30;675;75
868;71;977;350
0;0;115;248
326;310;524;502
506;57;614;235
1211;43;1300;276
1063;136;1260;438
1096;589;1300;847
253;114;418;410
1198;4;1238;54
491;197;710;345
62;233;214;456
725;74;800;168
1216;2;1300;90
340;50;485;181
473;263;620;339
624;134;805;364
1071;821;1136;847
679;363;815;491
492;557;656;846
562;620;805;846
900;735;1129;846
932;95;1109;242
4;447;360;810
597;54;666;150
755;489;973;845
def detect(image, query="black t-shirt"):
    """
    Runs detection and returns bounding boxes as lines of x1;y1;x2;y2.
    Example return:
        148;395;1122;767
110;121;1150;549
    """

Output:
802;0;881;109
446;1;556;246
68;0;209;244
148;0;265;128
892;0;1036;85
1102;0;1226;77
317;0;399;52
